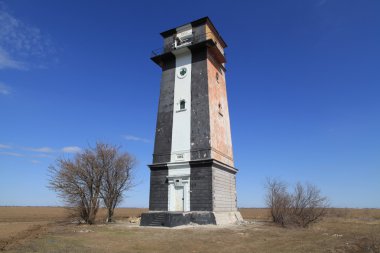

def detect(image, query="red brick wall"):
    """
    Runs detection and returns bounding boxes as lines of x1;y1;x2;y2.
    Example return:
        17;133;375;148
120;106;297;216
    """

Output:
207;55;234;167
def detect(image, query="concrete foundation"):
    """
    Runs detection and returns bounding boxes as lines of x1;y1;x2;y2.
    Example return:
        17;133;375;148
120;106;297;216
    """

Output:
140;211;243;227
213;211;243;225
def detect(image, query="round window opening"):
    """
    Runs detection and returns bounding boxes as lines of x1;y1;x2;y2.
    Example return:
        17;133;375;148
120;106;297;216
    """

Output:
178;67;187;78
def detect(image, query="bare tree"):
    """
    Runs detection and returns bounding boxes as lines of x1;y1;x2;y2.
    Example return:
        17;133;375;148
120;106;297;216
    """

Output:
96;143;135;222
290;182;328;227
265;178;292;226
265;178;328;227
48;148;103;224
48;142;135;224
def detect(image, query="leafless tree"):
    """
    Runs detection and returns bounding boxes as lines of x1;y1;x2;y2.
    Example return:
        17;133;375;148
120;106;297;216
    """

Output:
265;178;329;228
96;143;135;222
48;143;135;224
48;148;103;224
265;178;292;226
290;182;328;227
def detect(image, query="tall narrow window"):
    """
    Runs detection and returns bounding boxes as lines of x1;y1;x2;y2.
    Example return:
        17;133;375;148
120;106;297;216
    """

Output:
180;100;186;110
218;102;223;116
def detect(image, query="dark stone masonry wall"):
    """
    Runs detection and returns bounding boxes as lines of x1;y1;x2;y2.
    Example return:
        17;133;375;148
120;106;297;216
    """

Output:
190;161;213;211
190;47;211;161
152;56;175;164
148;166;168;211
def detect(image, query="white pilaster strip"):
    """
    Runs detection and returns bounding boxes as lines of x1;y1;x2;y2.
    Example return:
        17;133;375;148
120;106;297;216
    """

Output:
170;48;192;162
167;46;192;212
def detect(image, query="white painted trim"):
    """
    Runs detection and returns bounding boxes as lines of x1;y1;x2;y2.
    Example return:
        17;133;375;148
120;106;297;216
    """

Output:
167;48;192;212
167;162;190;212
170;48;192;162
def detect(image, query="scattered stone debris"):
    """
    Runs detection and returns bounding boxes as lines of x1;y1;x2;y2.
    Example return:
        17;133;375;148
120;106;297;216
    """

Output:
332;234;343;238
238;220;252;225
71;219;86;224
128;217;141;224
74;229;94;233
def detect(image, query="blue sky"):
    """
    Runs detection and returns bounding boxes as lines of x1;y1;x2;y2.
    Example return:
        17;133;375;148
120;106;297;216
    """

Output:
0;0;379;208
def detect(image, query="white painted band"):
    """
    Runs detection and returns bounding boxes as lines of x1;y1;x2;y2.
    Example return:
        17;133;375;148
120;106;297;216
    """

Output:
170;48;192;162
167;47;192;212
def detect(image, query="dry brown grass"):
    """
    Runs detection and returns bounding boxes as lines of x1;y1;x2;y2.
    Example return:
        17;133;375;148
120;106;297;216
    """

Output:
0;206;148;223
239;208;271;220
0;207;147;251
0;207;67;223
0;207;379;253
326;208;380;219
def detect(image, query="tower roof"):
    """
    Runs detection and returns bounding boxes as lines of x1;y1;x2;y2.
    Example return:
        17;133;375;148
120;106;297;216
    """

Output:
159;16;227;48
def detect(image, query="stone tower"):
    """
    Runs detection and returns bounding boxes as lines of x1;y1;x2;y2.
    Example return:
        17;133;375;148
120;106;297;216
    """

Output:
141;17;242;226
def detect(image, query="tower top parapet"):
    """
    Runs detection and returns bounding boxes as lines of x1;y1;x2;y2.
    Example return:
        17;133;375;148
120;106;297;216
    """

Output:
151;17;227;67
159;17;227;48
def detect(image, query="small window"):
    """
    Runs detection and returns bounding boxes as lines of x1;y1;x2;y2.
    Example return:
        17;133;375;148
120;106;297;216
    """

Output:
218;102;223;116
216;72;219;83
180;100;186;110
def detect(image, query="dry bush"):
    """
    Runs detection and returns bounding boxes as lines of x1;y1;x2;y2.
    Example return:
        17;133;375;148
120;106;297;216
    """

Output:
48;149;103;224
48;142;135;224
265;179;291;226
98;143;135;222
265;178;329;228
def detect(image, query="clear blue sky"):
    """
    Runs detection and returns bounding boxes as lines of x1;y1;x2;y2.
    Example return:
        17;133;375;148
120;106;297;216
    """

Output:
0;0;379;208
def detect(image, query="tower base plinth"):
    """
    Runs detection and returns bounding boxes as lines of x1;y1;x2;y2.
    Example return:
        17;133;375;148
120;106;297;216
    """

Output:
140;211;243;227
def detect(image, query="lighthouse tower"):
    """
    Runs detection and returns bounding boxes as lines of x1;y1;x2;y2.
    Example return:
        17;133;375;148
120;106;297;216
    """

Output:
141;17;242;226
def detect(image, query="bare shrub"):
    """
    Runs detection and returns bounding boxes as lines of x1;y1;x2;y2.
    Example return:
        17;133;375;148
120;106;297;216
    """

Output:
265;179;292;226
97;143;135;222
290;182;328;227
265;178;329;228
48;149;103;224
48;142;135;224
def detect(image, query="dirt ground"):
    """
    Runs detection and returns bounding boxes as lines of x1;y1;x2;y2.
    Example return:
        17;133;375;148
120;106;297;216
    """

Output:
0;207;379;253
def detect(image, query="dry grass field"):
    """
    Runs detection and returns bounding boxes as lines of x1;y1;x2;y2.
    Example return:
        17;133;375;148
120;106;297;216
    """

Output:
0;207;379;253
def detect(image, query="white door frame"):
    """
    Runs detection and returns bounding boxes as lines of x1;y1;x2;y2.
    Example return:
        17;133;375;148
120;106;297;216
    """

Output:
167;175;190;212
